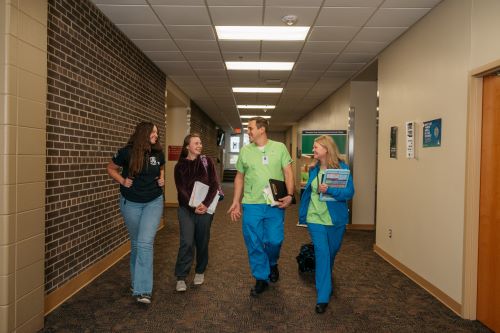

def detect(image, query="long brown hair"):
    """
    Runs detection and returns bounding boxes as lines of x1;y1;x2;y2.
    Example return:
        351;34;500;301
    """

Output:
312;135;342;169
127;122;162;176
179;133;201;160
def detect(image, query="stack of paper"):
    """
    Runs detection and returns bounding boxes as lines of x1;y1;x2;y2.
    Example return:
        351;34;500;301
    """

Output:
262;184;279;207
189;181;220;214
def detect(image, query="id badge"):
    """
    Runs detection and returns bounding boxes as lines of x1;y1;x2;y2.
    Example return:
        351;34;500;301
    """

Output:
262;155;269;165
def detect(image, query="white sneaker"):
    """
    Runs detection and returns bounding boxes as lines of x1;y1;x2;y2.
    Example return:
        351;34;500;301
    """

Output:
193;273;205;285
176;280;187;292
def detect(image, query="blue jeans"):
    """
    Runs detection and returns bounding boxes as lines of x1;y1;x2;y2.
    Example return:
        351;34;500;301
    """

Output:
307;223;346;303
120;195;163;296
242;204;284;281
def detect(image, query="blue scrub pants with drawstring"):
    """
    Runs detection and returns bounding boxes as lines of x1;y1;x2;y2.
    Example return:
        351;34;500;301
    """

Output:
242;204;284;281
307;222;346;304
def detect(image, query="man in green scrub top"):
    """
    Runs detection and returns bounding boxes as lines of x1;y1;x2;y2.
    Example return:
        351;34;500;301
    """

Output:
227;117;295;296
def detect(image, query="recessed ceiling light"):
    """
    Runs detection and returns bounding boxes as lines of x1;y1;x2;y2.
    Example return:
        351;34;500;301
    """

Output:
232;87;283;93
241;122;249;126
226;62;293;71
240;115;272;119
216;26;309;41
237;105;275;109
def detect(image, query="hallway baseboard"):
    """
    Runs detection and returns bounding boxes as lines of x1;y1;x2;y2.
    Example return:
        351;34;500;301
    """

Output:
347;224;375;230
44;219;165;315
373;244;461;316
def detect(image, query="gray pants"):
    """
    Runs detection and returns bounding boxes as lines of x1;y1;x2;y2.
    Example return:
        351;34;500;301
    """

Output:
175;206;213;280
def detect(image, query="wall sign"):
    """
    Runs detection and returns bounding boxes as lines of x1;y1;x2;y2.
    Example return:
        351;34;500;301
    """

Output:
168;145;182;161
423;118;442;147
406;121;415;159
301;130;347;155
390;126;398;159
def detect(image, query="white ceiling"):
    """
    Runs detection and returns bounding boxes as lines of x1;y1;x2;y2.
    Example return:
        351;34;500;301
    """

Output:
90;0;442;131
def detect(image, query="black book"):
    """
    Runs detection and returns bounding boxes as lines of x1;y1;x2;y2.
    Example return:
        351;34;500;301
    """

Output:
269;179;296;204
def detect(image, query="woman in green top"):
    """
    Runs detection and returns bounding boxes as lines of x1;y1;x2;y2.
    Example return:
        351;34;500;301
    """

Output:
298;135;354;314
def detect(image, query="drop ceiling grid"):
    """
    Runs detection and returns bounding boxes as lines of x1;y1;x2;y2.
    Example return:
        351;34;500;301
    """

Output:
91;0;442;130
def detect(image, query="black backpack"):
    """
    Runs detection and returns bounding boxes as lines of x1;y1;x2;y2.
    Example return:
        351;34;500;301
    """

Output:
296;243;315;273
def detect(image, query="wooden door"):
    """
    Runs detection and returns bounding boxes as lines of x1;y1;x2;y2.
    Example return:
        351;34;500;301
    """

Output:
478;74;500;331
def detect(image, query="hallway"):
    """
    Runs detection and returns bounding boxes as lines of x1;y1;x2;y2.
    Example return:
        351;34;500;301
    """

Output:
41;184;490;333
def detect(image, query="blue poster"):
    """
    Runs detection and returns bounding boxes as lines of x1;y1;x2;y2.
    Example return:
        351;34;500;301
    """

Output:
423;118;441;147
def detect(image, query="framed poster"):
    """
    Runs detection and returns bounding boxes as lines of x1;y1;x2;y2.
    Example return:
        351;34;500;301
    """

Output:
301;130;347;155
423;118;442;147
390;126;398;158
230;136;240;153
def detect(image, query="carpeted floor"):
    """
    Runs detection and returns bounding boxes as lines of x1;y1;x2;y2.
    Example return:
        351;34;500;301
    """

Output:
41;184;492;333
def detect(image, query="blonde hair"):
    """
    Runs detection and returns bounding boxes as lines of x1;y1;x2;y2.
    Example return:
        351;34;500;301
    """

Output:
312;135;342;169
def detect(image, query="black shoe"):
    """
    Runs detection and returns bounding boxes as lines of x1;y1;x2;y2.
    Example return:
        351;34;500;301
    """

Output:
315;303;328;314
250;280;268;297
269;265;279;283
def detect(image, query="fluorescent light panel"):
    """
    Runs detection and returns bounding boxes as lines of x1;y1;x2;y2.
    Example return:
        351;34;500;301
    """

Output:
232;87;283;93
240;115;272;119
241;122;249;126
237;105;275;109
226;61;293;71
216;26;309;41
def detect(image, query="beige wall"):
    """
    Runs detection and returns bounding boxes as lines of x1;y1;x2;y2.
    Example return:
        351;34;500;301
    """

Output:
470;0;500;69
0;0;47;332
350;81;377;226
377;0;471;304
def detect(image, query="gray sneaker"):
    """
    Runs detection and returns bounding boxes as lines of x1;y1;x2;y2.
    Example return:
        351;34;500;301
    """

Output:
136;294;151;304
176;280;187;292
193;273;205;285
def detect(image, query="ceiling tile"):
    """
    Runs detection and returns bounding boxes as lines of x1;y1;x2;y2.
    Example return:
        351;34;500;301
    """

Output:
261;52;299;62
219;41;260;53
336;53;373;63
153;6;211;25
328;62;366;71
183;52;222;61
91;0;147;5
227;71;259;81
344;41;387;53
354;27;407;42
148;0;204;4
263;7;320;26
303;41;347;53
96;5;159;24
222;52;261;61
324;70;356;78
366;8;431;27
116;24;170;39
155;61;195;75
176;40;219;52
207;0;263;5
167;26;216;40
259;71;290;80
144;51;184;61
195;69;227;77
132;39;178;51
298;53;337;63
261;41;304;53
266;0;322;7
323;0;384;6
315;7;376;26
209;6;263;25
308;26;360;42
381;0;441;8
190;61;225;70
295;62;330;71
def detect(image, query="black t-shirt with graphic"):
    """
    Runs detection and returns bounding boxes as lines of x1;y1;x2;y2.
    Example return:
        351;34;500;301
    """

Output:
112;145;165;203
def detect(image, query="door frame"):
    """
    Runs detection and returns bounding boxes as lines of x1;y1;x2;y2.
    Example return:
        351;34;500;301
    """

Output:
463;58;500;319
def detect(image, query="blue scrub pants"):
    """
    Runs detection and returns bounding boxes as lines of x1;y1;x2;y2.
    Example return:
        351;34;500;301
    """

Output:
242;204;285;281
307;223;346;303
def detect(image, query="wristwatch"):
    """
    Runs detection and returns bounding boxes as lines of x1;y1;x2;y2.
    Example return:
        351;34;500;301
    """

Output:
287;193;295;199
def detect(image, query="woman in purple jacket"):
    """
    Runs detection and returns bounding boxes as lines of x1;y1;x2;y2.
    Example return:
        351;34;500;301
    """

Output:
174;133;220;292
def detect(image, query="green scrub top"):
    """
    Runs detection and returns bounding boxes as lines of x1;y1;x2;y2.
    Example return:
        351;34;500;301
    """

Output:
236;140;293;204
306;169;333;226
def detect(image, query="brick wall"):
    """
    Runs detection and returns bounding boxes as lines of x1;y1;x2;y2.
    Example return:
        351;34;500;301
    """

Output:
190;102;219;161
45;0;166;294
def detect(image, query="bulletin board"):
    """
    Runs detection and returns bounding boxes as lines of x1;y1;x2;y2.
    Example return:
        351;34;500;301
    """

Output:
301;130;347;155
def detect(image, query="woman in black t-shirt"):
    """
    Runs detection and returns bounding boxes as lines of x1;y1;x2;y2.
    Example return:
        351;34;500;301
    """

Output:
107;122;165;304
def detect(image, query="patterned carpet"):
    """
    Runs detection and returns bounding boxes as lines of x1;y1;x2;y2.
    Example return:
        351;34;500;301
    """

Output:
41;184;492;333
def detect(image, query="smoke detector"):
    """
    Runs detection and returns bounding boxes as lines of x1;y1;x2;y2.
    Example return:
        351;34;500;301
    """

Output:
281;15;298;26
